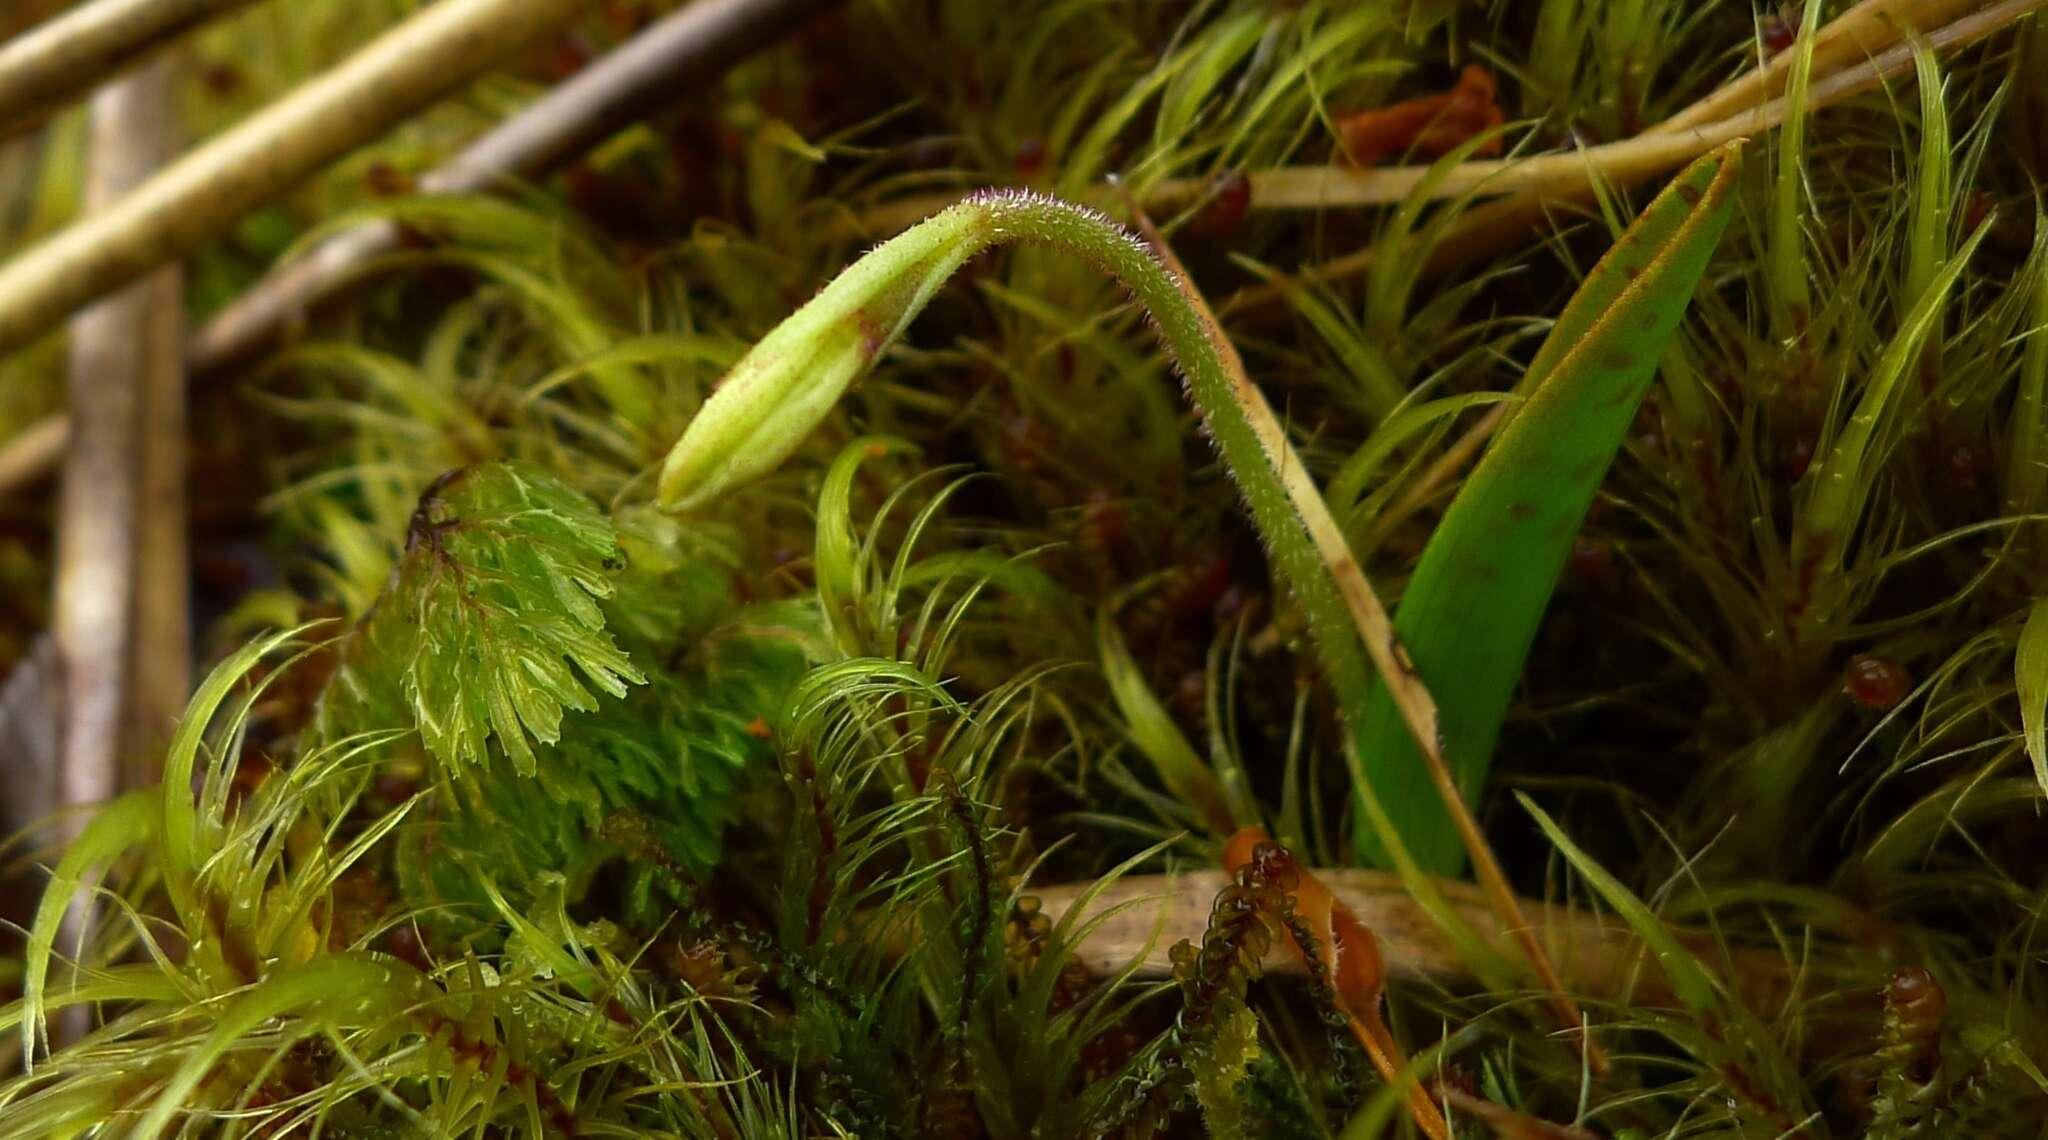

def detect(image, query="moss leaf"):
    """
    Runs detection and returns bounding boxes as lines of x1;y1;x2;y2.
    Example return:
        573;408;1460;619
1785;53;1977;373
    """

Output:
329;462;642;776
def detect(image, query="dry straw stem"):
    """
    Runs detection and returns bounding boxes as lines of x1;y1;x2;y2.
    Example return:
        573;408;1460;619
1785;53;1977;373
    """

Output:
1131;206;1606;1074
1652;0;1988;135
0;0;596;362
1029;870;1793;1017
0;0;259;136
1207;0;2041;212
0;0;844;496
850;1;2036;309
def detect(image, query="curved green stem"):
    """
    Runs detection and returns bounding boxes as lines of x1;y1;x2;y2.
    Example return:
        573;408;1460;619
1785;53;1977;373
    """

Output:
657;189;1377;825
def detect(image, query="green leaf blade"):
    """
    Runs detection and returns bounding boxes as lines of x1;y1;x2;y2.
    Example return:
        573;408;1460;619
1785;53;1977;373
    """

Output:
1354;144;1743;873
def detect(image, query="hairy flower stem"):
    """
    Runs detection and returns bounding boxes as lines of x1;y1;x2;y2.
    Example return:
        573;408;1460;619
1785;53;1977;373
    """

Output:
660;187;1374;783
657;185;1389;806
976;192;1383;730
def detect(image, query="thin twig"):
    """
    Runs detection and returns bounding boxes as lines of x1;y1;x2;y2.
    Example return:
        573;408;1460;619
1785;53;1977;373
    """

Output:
0;0;259;136
1128;205;1608;1074
0;0;845;495
0;0;597;362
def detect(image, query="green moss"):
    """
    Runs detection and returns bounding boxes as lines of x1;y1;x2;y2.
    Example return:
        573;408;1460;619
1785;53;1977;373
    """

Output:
9;0;2048;1135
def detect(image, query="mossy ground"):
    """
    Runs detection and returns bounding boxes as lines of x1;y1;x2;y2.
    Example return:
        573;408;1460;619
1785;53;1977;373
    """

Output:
3;1;2048;1136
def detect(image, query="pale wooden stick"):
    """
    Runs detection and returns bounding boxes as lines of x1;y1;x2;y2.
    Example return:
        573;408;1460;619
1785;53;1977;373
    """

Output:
0;0;595;361
51;51;184;1048
56;55;180;820
127;174;192;764
0;0;259;136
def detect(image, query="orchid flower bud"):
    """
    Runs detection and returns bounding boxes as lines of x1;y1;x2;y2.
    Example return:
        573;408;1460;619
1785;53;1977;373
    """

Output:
657;204;989;512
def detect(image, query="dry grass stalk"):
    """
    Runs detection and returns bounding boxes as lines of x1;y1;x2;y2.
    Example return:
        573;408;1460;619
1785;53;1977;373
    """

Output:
1154;1;2040;214
1652;0;1987;135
